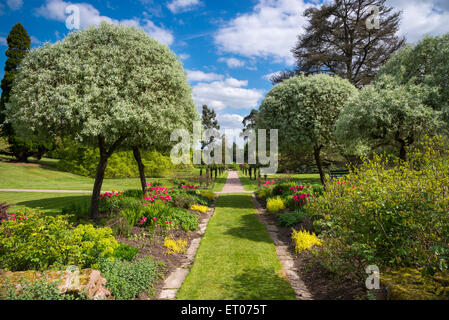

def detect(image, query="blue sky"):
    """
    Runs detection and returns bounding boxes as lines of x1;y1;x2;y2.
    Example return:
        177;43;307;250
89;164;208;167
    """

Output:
1;0;449;132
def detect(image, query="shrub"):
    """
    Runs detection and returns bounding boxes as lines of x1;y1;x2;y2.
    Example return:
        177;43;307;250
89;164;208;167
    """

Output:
311;184;324;196
173;195;195;209
278;210;307;227
119;207;142;230
164;237;188;255
61;200;90;221
272;182;298;196
98;257;160;300
142;203;199;232
1;278;87;300
199;192;215;202
190;205;209;214
266;197;286;214
0;203;10;223
309;137;449;275
256;188;271;200
113;243;139;262
122;190;145;199
292;229;322;253
0;208;118;271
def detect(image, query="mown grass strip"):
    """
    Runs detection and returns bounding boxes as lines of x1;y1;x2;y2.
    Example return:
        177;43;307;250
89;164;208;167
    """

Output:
177;193;296;300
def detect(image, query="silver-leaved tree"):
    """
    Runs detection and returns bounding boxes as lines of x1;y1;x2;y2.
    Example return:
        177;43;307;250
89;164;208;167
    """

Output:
256;74;357;186
6;22;198;218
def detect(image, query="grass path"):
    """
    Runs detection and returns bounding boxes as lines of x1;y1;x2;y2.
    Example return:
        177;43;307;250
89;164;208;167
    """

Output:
177;192;296;300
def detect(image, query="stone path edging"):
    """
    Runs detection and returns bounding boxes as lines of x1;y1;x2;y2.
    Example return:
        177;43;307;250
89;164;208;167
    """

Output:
158;200;217;300
252;194;313;300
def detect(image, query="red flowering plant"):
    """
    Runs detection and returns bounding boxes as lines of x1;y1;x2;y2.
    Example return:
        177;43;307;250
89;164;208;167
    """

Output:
144;186;173;206
99;190;124;214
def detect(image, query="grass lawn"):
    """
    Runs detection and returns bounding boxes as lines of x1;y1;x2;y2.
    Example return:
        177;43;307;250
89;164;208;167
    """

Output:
211;171;229;192
0;192;91;215
177;193;296;300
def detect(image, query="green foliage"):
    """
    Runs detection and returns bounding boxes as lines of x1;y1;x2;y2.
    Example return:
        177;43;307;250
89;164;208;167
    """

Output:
0;208;118;271
256;188;271;201
311;184;324;196
266;197;286;214
142;203;198;232
278;210;307;227
113;242;139;262
378;34;449;124
119;207;142;230
336;75;442;159
122;190;145;199
61;199;91;221
1;278;87;300
309;137;449;276
98;257;160;300
55;139;174;178
292;229;322;253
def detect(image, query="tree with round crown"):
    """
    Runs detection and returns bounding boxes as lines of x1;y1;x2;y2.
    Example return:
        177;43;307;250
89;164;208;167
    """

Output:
5;22;198;218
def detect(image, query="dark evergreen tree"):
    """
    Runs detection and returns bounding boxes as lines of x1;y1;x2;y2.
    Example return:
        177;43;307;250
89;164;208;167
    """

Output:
0;23;51;161
272;0;405;87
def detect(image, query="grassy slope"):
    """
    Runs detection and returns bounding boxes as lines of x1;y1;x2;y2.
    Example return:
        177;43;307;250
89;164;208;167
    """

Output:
0;192;91;215
177;193;296;300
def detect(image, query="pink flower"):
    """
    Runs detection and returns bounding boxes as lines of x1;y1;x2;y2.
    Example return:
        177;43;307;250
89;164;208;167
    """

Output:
153;217;157;221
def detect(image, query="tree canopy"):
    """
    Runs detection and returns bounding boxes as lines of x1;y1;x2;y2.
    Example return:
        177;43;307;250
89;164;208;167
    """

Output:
6;22;198;217
272;0;405;87
336;75;443;161
257;74;357;185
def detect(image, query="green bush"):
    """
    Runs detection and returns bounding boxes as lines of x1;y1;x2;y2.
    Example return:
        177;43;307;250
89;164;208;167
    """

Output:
119;207;142;229
309;137;449;276
142;203;198;232
1;278;87;300
98;257;160;300
271;181;299;196
278;210;307;227
311;184;324;196
0;208;118;271
122;190;145;199
113;243;139;262
61;200;90;221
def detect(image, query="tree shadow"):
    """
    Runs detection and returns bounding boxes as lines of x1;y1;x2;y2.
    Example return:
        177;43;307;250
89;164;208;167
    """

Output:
223;213;273;244
221;267;296;300
14;195;91;215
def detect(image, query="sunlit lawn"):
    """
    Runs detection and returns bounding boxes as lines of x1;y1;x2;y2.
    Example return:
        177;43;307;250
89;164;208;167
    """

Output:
177;194;296;300
238;171;322;191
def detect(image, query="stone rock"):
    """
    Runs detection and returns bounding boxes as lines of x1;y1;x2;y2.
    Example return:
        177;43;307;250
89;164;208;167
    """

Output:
0;268;112;300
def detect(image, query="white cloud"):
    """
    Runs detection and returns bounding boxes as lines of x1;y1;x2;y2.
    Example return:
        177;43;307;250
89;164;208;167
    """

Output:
388;0;449;43
179;53;190;60
217;113;244;130
167;0;201;14
30;36;41;45
263;71;282;81
0;37;7;46
35;0;174;45
218;57;245;68
191;77;264;111
187;70;224;82
7;0;23;10
215;0;317;64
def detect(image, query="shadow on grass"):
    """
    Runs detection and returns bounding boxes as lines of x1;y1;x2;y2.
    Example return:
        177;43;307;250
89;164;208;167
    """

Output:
15;195;91;215
222;267;296;300
223;213;273;244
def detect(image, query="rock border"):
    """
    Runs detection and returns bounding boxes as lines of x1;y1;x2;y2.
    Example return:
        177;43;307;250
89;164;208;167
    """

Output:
251;194;313;300
158;199;217;300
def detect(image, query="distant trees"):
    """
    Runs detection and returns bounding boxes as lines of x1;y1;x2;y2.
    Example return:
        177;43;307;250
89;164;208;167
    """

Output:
257;74;357;185
200;105;220;177
6;23;197;218
272;0;405;87
0;23;51;161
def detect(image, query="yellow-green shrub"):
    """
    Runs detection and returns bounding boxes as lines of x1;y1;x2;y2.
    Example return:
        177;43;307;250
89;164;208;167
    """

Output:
309;137;449;274
292;229;322;253
266;197;286;213
164;238;187;255
0;208;118;271
200;192;215;202
190;205;208;214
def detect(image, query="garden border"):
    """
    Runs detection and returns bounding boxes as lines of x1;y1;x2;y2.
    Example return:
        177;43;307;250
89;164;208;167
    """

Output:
158;198;217;300
251;194;313;300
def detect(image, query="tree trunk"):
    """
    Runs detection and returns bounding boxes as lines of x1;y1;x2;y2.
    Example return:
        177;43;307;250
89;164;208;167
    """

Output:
133;147;147;194
90;151;108;219
399;142;408;162
249;167;252;180
90;135;125;219
200;168;203;176
314;146;326;187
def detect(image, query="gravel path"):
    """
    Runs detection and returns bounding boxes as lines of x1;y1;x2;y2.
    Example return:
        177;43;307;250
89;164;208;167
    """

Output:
216;171;253;194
